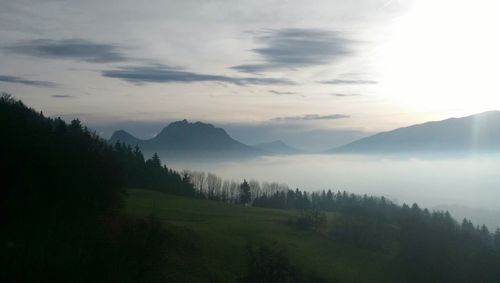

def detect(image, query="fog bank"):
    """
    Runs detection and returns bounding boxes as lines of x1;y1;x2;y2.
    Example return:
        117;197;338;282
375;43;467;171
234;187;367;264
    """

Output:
167;154;500;228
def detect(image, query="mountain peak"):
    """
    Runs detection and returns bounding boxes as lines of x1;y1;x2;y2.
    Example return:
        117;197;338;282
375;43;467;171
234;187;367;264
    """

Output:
161;119;217;131
156;119;225;140
253;140;302;155
109;129;141;145
109;119;262;160
169;119;189;126
112;129;130;136
110;129;133;139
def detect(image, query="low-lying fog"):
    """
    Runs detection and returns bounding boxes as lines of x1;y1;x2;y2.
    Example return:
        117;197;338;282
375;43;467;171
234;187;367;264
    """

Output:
167;154;500;229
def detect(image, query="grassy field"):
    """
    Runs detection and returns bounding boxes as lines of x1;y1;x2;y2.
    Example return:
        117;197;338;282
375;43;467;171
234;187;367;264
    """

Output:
126;189;400;283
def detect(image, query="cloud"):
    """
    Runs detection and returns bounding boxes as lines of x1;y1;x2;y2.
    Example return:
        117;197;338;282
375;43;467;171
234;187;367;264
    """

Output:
270;113;350;122
232;28;353;73
0;75;58;88
330;93;360;97
321;79;378;85
3;39;128;63
268;90;301;96
52;94;75;98
102;65;293;85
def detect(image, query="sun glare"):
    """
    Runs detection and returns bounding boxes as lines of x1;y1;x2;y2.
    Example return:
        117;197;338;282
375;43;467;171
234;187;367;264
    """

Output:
376;0;500;118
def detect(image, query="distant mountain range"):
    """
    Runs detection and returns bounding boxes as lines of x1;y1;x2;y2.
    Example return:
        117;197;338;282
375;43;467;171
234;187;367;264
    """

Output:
252;140;303;155
329;111;500;154
110;120;263;160
110;111;500;160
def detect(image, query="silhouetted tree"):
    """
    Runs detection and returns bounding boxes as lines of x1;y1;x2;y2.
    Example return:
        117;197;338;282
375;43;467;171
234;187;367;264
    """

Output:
0;94;195;282
239;179;251;204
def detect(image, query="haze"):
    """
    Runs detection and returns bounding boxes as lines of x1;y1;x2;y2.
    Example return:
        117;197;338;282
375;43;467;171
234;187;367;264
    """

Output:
169;154;500;229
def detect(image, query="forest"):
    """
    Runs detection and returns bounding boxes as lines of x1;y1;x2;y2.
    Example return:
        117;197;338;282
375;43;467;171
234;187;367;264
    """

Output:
1;93;500;282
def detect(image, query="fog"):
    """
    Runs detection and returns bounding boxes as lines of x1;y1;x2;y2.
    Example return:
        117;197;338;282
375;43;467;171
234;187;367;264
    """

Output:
168;154;500;229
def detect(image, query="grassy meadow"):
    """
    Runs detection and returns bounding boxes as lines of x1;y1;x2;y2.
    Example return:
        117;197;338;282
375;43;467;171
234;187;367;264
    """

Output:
126;189;400;283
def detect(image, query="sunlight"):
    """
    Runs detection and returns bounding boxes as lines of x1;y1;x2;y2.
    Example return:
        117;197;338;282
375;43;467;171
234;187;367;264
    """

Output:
5;1;500;281
376;0;500;117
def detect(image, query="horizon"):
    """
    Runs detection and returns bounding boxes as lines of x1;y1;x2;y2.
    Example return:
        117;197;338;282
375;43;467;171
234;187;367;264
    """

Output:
3;0;500;150
104;109;500;151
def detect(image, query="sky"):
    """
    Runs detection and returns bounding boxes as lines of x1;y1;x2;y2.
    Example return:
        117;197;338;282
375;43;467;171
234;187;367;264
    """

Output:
1;0;500;150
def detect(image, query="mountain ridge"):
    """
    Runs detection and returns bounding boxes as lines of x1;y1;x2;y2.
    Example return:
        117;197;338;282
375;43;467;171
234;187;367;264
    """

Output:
110;120;263;160
329;111;500;154
252;140;303;155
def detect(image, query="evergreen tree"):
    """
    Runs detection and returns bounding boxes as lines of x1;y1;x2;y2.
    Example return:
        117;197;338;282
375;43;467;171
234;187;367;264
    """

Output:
239;179;251;204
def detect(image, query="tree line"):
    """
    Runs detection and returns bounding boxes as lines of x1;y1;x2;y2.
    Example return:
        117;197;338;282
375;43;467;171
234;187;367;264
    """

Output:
0;94;197;282
175;167;500;282
182;170;289;204
252;188;500;282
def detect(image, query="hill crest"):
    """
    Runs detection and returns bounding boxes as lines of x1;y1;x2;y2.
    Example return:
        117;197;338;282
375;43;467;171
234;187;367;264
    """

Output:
330;111;500;154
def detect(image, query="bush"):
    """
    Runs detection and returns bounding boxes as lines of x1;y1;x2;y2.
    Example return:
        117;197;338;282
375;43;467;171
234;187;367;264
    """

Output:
288;209;326;231
240;242;335;283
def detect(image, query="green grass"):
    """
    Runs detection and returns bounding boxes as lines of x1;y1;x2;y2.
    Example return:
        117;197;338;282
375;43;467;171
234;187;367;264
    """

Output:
126;189;399;283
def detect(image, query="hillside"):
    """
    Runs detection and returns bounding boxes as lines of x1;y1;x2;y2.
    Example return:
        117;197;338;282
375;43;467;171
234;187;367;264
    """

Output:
4;95;500;283
0;94;197;282
126;189;500;283
110;120;263;160
330;111;500;154
252;140;303;155
126;189;395;283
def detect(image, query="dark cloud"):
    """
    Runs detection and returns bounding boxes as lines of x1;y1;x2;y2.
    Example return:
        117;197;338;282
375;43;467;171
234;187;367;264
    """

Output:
102;65;293;85
3;39;128;63
330;93;360;97
270;113;349;122
321;79;378;85
268;90;301;96
52;94;75;98
0;75;58;88
232;28;353;73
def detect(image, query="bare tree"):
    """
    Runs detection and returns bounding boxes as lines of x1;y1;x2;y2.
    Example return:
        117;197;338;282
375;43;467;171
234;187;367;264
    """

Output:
221;180;231;202
229;180;239;203
189;171;206;197
249;180;261;201
206;173;222;200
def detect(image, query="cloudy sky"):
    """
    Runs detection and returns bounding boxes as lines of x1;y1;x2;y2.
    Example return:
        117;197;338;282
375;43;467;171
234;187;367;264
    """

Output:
1;0;500;150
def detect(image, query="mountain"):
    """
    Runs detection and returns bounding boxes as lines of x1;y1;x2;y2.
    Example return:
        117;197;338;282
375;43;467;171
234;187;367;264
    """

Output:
109;129;143;146
110;119;263;160
252;140;303;155
330;111;500;154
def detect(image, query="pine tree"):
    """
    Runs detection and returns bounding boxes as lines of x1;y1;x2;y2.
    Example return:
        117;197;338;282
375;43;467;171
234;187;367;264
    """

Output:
239;179;251;204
